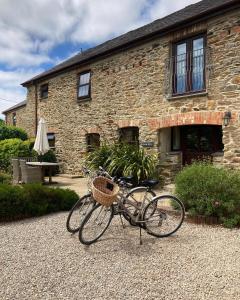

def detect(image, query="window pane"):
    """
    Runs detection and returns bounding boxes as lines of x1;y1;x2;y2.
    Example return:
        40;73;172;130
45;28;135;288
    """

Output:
47;133;55;148
12;113;16;126
80;72;90;85
176;43;186;93
172;127;180;150
119;127;139;145
47;133;55;140
192;38;204;91
78;84;89;97
87;134;100;152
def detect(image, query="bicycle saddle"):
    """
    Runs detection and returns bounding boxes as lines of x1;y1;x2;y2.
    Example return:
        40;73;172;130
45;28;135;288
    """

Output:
140;179;159;188
119;176;133;182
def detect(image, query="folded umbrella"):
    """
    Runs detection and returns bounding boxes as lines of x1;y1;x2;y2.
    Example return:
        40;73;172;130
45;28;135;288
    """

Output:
33;118;50;155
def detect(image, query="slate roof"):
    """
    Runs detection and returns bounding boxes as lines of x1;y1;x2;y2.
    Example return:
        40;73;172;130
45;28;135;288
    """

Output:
2;100;27;114
22;0;239;86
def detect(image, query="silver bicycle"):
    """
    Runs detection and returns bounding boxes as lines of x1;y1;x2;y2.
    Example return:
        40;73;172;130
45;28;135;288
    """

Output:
66;167;157;233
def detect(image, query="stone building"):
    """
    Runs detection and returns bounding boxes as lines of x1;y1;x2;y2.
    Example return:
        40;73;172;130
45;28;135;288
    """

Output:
3;0;240;177
3;101;27;128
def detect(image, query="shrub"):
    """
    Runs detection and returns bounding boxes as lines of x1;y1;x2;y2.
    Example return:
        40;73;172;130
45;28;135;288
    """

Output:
0;125;28;141
175;162;240;228
86;143;157;184
86;143;113;170
38;149;57;163
0;184;79;221
38;150;58;175
0;138;35;172
0;173;12;184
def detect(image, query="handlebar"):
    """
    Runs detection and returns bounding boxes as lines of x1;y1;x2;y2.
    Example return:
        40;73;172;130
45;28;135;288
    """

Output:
82;166;133;188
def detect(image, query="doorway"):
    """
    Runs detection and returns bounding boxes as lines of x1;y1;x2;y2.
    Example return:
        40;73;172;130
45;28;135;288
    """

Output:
171;125;223;165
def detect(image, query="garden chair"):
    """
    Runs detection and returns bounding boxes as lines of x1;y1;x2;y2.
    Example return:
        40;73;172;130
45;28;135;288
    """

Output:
11;159;21;184
19;160;42;184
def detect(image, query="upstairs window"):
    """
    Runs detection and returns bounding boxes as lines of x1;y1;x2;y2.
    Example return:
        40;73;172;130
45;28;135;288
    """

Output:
86;133;100;152
172;35;206;95
119;127;139;146
40;84;48;99
47;133;55;149
78;71;91;100
12;112;16;126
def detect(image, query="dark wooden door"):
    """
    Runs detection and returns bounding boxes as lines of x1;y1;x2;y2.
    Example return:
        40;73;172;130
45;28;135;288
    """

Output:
180;125;223;165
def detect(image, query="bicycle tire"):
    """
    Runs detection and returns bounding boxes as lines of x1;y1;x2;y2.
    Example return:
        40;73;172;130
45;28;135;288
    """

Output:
66;193;95;233
143;195;185;238
79;203;114;245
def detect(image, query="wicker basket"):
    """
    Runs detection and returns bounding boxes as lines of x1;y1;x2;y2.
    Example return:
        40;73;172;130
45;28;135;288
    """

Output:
92;176;119;206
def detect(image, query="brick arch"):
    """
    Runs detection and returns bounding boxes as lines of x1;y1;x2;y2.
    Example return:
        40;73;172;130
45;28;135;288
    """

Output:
80;126;102;134
116;119;141;128
148;112;229;130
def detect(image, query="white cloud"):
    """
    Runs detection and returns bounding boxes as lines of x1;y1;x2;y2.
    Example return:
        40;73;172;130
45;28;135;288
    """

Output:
148;0;200;21
0;0;201;115
0;0;200;67
0;68;43;116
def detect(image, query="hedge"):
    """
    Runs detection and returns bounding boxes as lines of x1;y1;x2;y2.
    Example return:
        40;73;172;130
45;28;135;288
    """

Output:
175;162;240;228
0;124;28;141
0;173;12;184
0;184;79;221
0;138;35;172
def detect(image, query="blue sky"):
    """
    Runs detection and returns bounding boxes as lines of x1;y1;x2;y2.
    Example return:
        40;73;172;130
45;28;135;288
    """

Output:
0;0;198;115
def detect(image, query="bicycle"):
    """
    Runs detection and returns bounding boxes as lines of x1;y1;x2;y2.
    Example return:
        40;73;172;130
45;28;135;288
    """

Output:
66;167;158;233
78;178;185;245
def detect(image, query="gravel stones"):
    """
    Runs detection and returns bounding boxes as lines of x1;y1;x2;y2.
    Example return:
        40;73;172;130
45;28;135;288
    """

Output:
1;213;240;300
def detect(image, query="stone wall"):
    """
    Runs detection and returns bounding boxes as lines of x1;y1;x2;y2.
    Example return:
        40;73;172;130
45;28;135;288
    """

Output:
21;8;240;174
5;106;26;127
5;87;36;138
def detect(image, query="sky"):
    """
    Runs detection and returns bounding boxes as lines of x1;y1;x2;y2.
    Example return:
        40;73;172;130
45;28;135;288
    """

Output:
0;0;199;115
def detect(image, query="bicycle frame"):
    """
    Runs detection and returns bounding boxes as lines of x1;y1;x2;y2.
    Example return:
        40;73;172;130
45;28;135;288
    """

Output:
115;188;152;224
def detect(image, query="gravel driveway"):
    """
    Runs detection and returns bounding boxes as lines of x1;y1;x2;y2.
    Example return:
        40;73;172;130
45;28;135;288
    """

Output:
1;213;240;300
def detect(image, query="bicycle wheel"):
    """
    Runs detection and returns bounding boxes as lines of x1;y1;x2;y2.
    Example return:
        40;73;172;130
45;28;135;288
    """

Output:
122;187;156;226
143;195;185;237
66;193;95;233
79;203;114;245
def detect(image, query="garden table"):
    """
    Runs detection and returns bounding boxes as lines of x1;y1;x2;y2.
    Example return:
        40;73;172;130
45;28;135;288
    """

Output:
26;162;62;184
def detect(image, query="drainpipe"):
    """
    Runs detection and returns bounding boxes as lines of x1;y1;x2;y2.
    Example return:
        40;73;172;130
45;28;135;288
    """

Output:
34;82;38;136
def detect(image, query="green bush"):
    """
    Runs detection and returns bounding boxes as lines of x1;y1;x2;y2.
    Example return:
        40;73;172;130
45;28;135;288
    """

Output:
0;173;12;184
86;143;113;170
0;125;28;141
86;143;157;184
0;138;35;172
0;184;79;221
175;162;240;228
38;149;58;175
38;149;57;163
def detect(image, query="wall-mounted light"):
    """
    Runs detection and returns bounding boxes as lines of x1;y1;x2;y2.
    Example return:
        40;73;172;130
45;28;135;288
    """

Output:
223;111;231;126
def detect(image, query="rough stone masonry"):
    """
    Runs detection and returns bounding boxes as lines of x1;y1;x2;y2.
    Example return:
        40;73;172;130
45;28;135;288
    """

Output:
5;7;240;176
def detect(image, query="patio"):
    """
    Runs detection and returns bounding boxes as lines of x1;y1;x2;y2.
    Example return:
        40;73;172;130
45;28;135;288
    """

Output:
49;175;175;196
1;211;240;300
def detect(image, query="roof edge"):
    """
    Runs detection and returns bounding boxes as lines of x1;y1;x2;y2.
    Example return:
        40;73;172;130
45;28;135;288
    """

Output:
2;100;27;115
21;0;240;87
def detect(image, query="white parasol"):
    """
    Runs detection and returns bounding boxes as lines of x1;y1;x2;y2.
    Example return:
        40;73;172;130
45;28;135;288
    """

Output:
33;118;50;155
